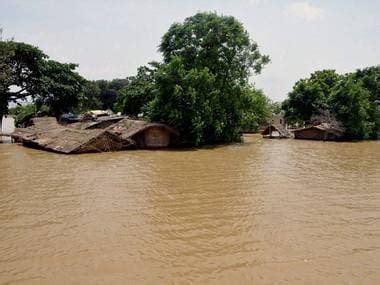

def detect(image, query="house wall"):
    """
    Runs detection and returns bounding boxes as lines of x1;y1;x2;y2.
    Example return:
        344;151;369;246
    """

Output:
272;115;285;127
145;127;171;148
294;129;326;140
1;116;15;143
133;127;171;148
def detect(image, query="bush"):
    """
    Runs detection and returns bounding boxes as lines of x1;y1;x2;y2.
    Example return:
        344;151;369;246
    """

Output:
9;104;49;127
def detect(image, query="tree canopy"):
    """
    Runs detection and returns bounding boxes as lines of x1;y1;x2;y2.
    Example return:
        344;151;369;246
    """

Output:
35;60;85;116
282;70;340;124
283;66;380;139
329;76;371;138
148;12;270;145
114;62;159;117
0;40;85;118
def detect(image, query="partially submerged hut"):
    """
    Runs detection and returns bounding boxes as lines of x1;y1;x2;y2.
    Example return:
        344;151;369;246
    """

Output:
292;123;345;141
107;119;179;148
261;124;290;139
11;117;178;154
13;127;131;154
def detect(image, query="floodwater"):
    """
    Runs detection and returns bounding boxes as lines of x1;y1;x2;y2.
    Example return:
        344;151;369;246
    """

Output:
0;135;379;284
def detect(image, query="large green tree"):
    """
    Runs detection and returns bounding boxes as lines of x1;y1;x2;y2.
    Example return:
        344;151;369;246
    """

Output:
0;41;46;123
0;40;85;121
282;70;340;124
329;76;371;139
353;66;380;102
352;66;380;138
283;66;379;139
35;60;85;116
0;41;13;127
148;12;270;145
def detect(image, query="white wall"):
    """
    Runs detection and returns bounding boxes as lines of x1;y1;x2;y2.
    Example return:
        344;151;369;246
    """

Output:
1;116;15;143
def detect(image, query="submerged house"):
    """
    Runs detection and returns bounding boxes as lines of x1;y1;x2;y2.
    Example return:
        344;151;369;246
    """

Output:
261;124;290;138
106;119;178;148
11;117;178;154
261;113;290;138
292;123;345;141
12;118;129;153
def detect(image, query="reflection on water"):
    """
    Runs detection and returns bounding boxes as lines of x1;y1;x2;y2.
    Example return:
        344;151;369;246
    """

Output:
0;135;379;284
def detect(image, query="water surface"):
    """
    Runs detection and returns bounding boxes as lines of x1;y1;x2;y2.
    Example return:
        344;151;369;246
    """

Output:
0;135;379;284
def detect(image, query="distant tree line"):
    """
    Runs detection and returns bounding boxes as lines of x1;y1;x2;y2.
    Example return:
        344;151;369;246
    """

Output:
282;67;380;139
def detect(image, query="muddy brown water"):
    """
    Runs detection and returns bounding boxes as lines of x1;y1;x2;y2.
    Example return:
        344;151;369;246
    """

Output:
0;135;379;284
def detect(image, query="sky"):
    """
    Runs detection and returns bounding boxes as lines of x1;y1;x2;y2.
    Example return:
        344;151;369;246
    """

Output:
1;0;379;101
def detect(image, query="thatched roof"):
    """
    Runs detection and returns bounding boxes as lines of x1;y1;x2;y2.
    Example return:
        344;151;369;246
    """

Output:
29;117;60;129
11;117;178;154
107;119;179;140
293;123;345;136
12;127;133;154
261;124;290;138
82;116;124;130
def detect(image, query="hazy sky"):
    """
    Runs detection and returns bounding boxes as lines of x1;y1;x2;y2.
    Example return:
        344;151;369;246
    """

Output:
1;0;379;101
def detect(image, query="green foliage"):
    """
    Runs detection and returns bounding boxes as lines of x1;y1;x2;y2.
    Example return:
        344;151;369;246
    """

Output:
283;70;340;124
160;12;270;78
36;60;85;117
9;104;49;127
241;88;272;132
114;62;159;116
92;78;129;110
77;81;102;112
353;66;380;102
149;12;270;145
352;65;380;138
283;66;379;140
270;101;282;115
0;41;46;116
107;78;129;91
329;77;371;139
147;57;221;145
0;41;14;115
0;40;86;118
373;105;380;139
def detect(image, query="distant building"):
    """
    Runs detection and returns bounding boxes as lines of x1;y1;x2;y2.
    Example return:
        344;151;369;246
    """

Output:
261;113;290;138
272;114;286;128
